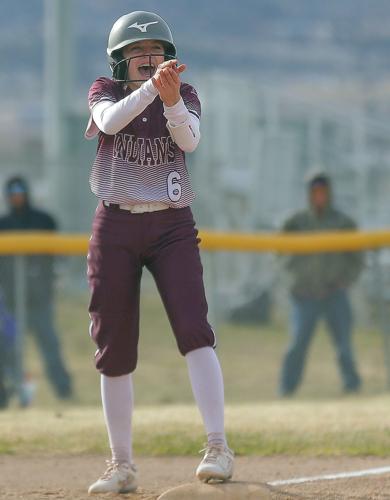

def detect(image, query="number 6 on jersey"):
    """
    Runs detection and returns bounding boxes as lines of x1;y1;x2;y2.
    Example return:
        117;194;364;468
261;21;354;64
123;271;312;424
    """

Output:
167;171;182;202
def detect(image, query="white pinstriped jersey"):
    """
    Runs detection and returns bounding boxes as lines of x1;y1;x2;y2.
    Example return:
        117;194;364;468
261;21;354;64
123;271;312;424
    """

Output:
87;77;201;208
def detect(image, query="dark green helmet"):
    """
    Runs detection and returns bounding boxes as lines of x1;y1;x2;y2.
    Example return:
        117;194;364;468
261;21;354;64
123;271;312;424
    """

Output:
107;11;177;82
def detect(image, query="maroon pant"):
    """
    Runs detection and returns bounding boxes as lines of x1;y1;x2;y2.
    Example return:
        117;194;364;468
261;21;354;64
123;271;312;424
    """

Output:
87;202;215;376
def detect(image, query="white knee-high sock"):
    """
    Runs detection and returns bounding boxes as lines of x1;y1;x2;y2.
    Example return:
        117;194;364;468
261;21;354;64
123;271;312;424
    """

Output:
185;346;227;447
101;373;134;464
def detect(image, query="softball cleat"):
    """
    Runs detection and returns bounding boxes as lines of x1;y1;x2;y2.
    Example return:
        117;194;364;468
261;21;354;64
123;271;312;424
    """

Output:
196;444;234;483
88;460;138;494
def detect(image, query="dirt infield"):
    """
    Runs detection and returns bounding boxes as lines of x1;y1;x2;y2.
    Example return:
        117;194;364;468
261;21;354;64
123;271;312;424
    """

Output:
1;455;390;499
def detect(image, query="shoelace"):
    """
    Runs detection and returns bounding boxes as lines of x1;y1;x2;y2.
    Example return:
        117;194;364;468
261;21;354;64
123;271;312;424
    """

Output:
100;460;119;480
199;445;225;464
100;460;136;481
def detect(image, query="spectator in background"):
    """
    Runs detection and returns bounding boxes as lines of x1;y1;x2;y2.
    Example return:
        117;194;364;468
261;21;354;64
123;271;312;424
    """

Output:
0;176;72;402
279;171;363;397
0;316;8;408
0;288;17;408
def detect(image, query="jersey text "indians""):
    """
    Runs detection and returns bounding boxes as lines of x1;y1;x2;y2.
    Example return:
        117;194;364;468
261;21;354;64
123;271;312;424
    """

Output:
113;133;176;167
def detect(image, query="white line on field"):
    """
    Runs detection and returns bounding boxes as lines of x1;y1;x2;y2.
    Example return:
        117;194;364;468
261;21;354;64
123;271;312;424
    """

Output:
267;465;390;487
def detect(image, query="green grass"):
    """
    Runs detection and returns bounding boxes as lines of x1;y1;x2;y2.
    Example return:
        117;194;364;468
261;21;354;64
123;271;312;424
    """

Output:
2;397;390;456
3;273;390;457
21;276;388;407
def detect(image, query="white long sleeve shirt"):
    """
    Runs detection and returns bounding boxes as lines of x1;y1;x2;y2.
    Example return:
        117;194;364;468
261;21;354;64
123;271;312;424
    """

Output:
86;79;200;153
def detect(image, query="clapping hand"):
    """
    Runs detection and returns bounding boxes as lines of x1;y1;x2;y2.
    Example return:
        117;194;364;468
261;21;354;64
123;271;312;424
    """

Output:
152;59;186;107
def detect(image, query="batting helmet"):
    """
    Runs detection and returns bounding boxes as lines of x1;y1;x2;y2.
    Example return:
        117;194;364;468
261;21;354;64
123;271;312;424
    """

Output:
107;11;177;82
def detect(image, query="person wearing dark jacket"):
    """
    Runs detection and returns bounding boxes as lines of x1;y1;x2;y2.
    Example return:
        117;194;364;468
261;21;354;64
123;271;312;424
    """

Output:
0;176;72;401
279;171;363;396
0;319;8;408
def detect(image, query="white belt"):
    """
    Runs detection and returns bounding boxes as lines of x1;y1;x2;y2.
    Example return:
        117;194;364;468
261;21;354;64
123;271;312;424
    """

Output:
103;200;169;214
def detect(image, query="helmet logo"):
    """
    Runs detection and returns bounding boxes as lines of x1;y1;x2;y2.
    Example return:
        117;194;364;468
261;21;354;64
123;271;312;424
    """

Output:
128;21;158;33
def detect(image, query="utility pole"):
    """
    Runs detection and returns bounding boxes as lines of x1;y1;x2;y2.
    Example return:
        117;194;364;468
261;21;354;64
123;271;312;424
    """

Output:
43;0;73;229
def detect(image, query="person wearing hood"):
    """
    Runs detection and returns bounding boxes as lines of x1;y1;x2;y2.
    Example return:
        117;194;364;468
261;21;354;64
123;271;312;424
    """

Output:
279;171;363;396
0;176;72;403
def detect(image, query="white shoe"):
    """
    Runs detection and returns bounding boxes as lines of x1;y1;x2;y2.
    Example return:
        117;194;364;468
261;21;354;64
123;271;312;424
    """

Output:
196;445;234;483
88;460;138;494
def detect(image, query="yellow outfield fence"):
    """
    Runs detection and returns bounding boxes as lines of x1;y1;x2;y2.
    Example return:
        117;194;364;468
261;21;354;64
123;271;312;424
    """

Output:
1;229;390;254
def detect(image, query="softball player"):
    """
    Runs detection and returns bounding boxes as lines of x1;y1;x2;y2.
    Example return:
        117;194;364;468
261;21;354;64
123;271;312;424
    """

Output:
85;11;234;494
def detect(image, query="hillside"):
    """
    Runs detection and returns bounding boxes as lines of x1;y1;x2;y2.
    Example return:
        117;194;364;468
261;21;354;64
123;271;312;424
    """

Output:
5;0;390;91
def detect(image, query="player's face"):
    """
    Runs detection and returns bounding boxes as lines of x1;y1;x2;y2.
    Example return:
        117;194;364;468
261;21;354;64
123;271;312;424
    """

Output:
122;40;165;89
310;185;329;212
8;192;27;210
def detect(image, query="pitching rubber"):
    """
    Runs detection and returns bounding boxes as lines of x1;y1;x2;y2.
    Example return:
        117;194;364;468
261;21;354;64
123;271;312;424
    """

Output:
157;481;272;499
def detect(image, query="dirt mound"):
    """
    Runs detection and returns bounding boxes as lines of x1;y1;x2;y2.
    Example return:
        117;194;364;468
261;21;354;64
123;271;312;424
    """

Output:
158;481;272;499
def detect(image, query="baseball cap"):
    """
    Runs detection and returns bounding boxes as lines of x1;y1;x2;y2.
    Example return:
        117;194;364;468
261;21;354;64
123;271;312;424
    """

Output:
5;177;29;196
305;169;331;189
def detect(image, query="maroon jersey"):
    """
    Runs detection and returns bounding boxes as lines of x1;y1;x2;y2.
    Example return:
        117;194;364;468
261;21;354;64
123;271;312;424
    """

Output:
87;77;201;208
